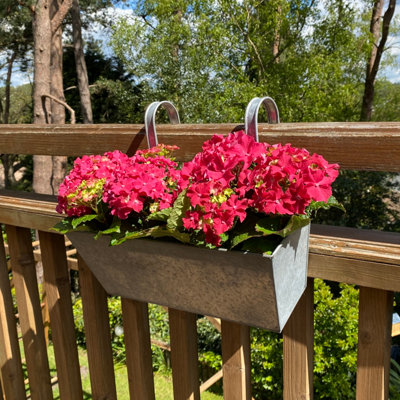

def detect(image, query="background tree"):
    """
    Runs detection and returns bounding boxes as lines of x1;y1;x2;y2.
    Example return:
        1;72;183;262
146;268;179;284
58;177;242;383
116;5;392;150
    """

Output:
361;0;396;121
0;3;32;188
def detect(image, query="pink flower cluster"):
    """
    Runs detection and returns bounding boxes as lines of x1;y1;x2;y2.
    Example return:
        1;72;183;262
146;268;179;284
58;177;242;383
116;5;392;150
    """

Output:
57;132;339;247
57;145;181;219
180;131;339;245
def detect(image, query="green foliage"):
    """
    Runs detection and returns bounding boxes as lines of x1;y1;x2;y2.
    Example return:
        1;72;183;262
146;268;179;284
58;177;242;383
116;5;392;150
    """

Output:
390;359;400;400
0;84;33;124
373;81;400;122
250;329;283;399
314;279;359;399
314;170;400;232
110;0;370;123
63;43;144;123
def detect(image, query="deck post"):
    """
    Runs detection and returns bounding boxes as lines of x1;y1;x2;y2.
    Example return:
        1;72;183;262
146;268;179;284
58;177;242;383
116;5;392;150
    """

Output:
283;278;314;400
356;286;393;400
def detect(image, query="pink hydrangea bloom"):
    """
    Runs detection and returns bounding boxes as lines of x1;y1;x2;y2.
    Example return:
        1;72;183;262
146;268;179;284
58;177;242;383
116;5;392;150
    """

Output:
57;147;181;219
181;131;339;245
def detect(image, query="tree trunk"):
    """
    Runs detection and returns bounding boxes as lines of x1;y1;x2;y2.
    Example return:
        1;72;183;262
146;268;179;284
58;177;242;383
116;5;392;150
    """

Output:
1;52;18;189
71;0;93;123
360;0;396;121
50;0;67;194
272;4;282;63
32;0;53;195
3;51;16;124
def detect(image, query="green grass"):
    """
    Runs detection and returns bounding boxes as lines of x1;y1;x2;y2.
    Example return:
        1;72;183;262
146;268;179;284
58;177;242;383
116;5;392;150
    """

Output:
45;344;222;399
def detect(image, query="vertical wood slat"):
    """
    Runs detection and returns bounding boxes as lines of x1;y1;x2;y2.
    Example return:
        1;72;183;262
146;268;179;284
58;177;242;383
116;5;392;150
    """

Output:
356;286;393;400
38;231;83;400
78;254;117;400
283;278;314;400
221;320;251;400
169;308;200;400
41;290;50;348
5;225;52;400
0;228;26;399
121;298;155;400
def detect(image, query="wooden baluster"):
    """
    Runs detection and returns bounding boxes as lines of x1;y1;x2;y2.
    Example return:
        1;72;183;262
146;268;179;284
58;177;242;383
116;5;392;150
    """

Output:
78;254;117;399
221;320;251;400
356;287;393;400
121;299;155;400
5;225;53;400
283;278;314;400
0;228;26;399
169;308;200;400
39;231;83;399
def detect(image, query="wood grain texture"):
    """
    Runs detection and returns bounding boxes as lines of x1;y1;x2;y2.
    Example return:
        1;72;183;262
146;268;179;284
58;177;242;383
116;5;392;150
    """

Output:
78;255;117;400
356;287;393;400
221;320;251;400
121;299;155;400
0;191;398;292
39;231;83;400
0;190;60;232
169;308;200;400
283;279;314;400
5;225;53;400
0;122;399;170
0;230;26;399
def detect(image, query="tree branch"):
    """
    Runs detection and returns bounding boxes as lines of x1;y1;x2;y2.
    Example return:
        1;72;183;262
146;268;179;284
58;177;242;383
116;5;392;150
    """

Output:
51;0;73;36
370;0;396;82
41;94;76;124
141;14;155;30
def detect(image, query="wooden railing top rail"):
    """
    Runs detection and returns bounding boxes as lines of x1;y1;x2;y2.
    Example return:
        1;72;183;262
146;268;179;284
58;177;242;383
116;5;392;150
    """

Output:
0;122;400;171
0;190;399;293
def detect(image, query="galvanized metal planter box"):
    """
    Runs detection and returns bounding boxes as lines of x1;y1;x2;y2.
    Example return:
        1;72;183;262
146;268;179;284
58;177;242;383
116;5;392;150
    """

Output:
68;224;310;332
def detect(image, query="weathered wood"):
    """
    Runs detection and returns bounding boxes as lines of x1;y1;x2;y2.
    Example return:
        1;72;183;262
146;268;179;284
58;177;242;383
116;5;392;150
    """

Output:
308;225;400;291
169;308;200;400
200;369;223;393
39;231;83;399
78;254;117;400
5;225;53;400
0;190;60;232
0;122;400;170
392;322;400;337
40;290;50;348
121;299;155;400
356;287;393;400
0;190;399;292
0;230;26;399
283;278;314;400
221;320;251;400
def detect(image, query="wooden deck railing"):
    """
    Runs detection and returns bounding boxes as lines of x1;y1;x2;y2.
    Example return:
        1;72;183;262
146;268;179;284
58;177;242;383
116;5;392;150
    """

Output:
0;122;399;400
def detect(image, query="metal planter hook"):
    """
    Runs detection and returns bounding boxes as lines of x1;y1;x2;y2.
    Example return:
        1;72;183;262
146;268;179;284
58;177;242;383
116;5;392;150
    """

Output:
244;97;280;142
144;101;180;148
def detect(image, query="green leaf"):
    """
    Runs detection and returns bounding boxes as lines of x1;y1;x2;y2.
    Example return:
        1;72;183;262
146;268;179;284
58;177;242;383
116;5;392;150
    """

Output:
110;225;190;246
230;230;262;249
71;214;99;229
94;218;121;240
256;214;310;238
306;196;345;216
110;228;155;246
240;236;282;255
52;218;75;234
53;216;97;234
147;207;173;222
150;227;190;243
167;189;191;231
